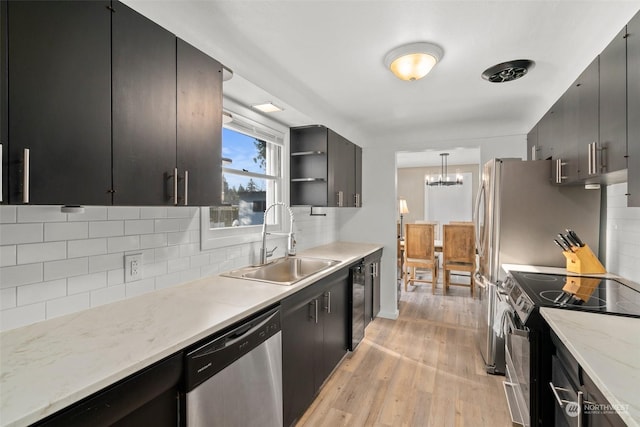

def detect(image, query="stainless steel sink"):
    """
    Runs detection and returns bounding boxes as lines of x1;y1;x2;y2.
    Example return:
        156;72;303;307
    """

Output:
221;256;339;286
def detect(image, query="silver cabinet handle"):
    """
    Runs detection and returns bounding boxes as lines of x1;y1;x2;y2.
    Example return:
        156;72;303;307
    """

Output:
22;148;30;203
354;193;361;207
173;167;178;205
531;145;536;161
555;158;566;184
314;299;319;324
588;143;593;175
337;191;344;207
183;170;189;206
325;291;331;313
577;391;584;427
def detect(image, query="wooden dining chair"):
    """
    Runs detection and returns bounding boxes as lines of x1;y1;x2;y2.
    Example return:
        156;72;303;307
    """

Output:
442;223;476;296
403;223;439;293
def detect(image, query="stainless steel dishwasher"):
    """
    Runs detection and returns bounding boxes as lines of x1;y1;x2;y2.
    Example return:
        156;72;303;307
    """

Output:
184;305;282;427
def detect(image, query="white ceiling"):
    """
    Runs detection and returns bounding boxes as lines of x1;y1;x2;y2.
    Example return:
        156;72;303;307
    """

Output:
397;148;480;168
126;1;639;148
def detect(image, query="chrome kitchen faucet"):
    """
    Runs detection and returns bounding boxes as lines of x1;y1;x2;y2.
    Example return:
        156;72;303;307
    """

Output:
260;202;296;265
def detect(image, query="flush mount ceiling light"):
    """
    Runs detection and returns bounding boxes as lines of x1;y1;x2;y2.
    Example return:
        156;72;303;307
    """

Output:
384;42;444;81
482;59;535;83
252;102;283;113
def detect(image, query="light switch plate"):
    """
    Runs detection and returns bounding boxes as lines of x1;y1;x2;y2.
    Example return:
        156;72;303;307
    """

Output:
124;253;143;283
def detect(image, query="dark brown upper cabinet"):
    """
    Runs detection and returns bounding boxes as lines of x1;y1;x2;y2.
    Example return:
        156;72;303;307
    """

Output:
628;11;640;207
290;125;362;208
6;0;112;205
177;39;223;207
111;1;177;206
599;26;628;175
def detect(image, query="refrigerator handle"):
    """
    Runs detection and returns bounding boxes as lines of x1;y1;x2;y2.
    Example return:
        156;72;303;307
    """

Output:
474;181;486;258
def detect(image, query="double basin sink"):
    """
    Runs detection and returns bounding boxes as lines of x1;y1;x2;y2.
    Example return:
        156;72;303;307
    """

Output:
222;256;340;286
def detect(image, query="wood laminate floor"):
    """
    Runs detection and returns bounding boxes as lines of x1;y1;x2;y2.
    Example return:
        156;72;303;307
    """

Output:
296;278;515;427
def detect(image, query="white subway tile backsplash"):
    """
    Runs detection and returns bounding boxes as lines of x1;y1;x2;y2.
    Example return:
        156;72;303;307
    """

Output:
91;284;125;307
17;206;67;223
108;269;125;286
125;220;154;235
140;207;167;219
154;272;181;290
17;241;67;264
144;261;168;278
1;263;43;288
67;206;108;222
0;202;340;330
167;231;189;245
0;206;17;223
107;236;140;253
46;293;90;319
168;257;190;273
88;254;123;273
89;221;124;238
154;218;184;233
45;222;88;241
1;288;16;309
44;258;88;281
1;302;46;330
155;245;181;262
17;279;67;305
68;272;107;295
140;233;167;249
68;238;108;259
108;207;140;220
606;183;640;282
1;223;43;245
0;245;17;267
125;278;156;296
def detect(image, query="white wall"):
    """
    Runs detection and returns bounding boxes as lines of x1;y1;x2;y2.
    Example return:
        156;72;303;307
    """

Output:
605;183;640;281
0;205;337;331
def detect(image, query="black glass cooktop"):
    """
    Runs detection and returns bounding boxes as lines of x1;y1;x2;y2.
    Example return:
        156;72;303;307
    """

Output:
509;271;640;318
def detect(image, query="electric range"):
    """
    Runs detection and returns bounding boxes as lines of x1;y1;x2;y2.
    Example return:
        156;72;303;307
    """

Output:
505;271;640;324
500;271;640;426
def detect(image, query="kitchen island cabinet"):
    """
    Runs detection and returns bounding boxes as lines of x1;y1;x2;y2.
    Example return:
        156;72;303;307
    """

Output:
6;0;112;205
281;267;350;427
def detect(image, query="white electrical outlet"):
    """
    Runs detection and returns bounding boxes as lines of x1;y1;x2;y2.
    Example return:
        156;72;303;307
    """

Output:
125;253;143;283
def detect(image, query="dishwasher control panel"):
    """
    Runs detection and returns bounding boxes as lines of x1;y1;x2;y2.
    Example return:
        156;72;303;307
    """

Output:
184;305;281;391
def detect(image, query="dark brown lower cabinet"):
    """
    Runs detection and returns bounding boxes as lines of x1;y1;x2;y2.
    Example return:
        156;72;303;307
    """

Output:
282;269;349;427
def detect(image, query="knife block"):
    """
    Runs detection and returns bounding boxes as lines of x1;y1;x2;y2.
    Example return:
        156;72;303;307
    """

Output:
563;244;606;274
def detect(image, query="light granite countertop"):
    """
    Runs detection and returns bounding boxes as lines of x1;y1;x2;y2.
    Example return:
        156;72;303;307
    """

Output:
503;263;640;425
540;308;640;426
0;241;382;427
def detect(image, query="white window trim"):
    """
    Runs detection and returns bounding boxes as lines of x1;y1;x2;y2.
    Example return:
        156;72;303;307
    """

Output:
201;105;288;251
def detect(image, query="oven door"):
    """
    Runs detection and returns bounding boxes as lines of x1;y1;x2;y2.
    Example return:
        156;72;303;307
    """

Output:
503;310;530;426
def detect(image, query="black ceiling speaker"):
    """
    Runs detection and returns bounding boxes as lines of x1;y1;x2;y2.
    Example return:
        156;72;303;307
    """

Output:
482;59;535;83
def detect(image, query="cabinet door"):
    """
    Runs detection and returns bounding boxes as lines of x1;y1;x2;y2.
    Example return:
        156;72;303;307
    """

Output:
177;39;222;206
7;0;111;205
282;297;322;427
372;259;381;318
539;101;563;182
354;145;362;207
575;58;600;180
112;1;176;205
320;276;348;383
1;1;7;203
327;131;354;207
527;125;539;161
364;261;373;327
628;11;640;207
600;26;628;173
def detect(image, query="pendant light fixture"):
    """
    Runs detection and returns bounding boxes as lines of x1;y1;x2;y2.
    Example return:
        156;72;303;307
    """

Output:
427;153;463;186
384;42;444;81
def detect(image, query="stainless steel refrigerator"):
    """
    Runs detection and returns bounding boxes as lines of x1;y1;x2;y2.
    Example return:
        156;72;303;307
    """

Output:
474;158;600;374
